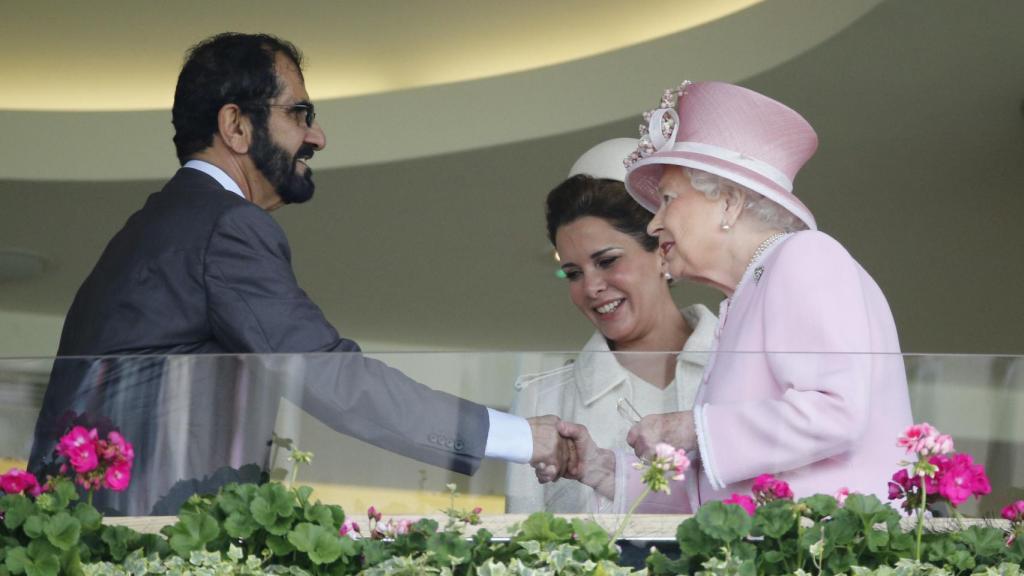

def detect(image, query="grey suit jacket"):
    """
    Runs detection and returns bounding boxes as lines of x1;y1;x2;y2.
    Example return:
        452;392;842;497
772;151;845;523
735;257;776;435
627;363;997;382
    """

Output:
29;168;488;515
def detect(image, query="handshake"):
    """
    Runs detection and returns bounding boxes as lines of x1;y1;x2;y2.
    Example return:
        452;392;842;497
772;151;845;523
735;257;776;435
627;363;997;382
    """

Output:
525;412;697;497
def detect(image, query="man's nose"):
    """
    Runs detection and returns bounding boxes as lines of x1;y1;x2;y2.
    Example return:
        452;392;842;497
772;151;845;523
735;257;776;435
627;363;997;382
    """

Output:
307;121;326;151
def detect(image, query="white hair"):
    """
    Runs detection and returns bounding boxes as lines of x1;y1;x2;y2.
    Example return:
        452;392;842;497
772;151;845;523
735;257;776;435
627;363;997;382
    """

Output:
684;167;808;233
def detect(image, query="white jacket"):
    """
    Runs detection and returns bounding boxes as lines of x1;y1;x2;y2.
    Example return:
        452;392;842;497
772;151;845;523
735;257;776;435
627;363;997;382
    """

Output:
504;304;717;513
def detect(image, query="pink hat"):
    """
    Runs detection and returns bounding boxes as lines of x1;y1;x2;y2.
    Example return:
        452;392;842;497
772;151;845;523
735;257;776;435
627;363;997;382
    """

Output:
623;81;818;230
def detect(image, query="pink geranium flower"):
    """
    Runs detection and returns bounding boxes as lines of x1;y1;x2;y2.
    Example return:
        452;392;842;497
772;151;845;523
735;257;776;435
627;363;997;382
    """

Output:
104;462;132;492
1003;500;1024;522
367;505;382;522
723;493;756;516
1002;500;1024;522
654;443;690;481
339;519;361;538
0;468;40;496
930;453;990;507
105;431;135;464
58;426;100;473
752;474;793;503
897;423;954;457
55;425;135;494
834;487;850;507
888;468;912;501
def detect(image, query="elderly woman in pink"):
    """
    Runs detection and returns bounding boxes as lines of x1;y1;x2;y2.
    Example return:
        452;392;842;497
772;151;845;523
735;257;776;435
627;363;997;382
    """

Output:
559;81;913;512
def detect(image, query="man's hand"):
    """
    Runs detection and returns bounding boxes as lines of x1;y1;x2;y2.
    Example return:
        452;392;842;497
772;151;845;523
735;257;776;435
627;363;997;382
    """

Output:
557;421;616;499
626;411;696;460
528;415;577;483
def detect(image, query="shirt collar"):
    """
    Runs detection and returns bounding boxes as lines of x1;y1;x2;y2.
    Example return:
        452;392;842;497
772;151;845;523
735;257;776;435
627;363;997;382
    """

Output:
575;303;716;406
183;160;245;199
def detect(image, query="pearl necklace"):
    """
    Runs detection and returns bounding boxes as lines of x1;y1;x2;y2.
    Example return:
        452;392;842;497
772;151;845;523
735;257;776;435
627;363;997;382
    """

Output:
745;232;786;276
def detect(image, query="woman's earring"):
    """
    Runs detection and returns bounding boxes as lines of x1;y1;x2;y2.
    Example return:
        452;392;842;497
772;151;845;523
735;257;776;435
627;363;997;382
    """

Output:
720;220;731;231
663;272;672;280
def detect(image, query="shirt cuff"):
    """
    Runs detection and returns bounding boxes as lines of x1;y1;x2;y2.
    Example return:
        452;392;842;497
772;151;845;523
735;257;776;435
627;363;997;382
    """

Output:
694;403;724;490
483;408;533;463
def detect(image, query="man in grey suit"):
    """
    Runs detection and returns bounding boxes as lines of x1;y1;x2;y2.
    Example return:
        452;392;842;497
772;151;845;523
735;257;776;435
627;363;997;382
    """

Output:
29;33;571;515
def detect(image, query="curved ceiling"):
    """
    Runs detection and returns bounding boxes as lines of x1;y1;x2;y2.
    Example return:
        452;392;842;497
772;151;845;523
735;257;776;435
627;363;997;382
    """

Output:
1;0;762;111
0;0;882;181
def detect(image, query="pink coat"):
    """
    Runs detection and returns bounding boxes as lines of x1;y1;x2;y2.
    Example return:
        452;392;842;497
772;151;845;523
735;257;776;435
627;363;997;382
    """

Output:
620;231;913;513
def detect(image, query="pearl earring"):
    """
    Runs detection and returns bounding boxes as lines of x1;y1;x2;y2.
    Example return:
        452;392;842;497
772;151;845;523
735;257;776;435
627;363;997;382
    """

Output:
721;221;731;231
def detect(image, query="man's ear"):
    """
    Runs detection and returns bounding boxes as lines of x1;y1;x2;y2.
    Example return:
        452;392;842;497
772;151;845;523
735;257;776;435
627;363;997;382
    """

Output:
217;103;252;154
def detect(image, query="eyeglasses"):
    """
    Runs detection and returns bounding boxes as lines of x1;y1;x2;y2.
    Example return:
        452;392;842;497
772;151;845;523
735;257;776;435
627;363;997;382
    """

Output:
268;103;316;128
616;397;643;425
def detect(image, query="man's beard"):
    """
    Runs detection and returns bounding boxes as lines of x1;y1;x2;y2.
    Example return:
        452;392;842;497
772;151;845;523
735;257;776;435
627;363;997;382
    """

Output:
250;121;316;204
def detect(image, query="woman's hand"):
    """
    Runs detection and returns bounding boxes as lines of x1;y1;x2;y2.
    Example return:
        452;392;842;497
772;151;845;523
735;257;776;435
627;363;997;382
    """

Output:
555;420;616;499
627;411;696;459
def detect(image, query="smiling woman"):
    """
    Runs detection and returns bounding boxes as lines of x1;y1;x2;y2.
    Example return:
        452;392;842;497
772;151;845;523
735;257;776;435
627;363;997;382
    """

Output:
504;138;717;514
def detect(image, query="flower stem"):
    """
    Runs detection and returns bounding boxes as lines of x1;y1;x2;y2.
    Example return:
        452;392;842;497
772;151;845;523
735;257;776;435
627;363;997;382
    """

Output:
612;485;650;543
795;513;803;571
915;474;926;563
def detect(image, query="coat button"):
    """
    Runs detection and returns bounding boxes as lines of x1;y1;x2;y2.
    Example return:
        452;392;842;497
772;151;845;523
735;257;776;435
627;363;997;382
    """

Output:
445;438;454;448
454;440;464;451
428;433;438;443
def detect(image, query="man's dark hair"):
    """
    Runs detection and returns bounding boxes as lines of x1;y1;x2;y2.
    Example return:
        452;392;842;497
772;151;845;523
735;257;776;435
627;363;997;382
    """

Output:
545;174;659;252
172;32;304;164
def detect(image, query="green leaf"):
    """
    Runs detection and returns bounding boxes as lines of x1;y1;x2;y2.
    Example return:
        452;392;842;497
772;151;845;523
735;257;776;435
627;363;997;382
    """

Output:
695;501;752;543
676;517;716;559
426;531;471;567
24;541;60;576
4;547;29;574
165;510;220;557
287;522;343;565
822;512;860;546
799;494;839;519
646;548;691;576
223;511;259;540
514;512;573;544
42;511;81;551
825;547;855;574
948;549;976;571
865;528;889;552
50;479;79;511
287;522;320;552
215;485;252;516
960;525;1006;559
22;516;44;539
100;525;141;562
71;504;102;533
253;484;294;519
303;502;334;527
570;518;614;560
295;485;314;504
753;501;796;540
265;534;296;556
843;493;897;526
762;550;786;564
1;495;35;530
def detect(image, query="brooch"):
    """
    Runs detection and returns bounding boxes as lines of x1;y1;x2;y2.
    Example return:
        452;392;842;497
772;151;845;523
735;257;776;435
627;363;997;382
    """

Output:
753;265;764;285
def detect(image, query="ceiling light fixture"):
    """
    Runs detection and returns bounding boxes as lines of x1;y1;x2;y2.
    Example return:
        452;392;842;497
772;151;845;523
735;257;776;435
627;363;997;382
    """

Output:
0;249;48;281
